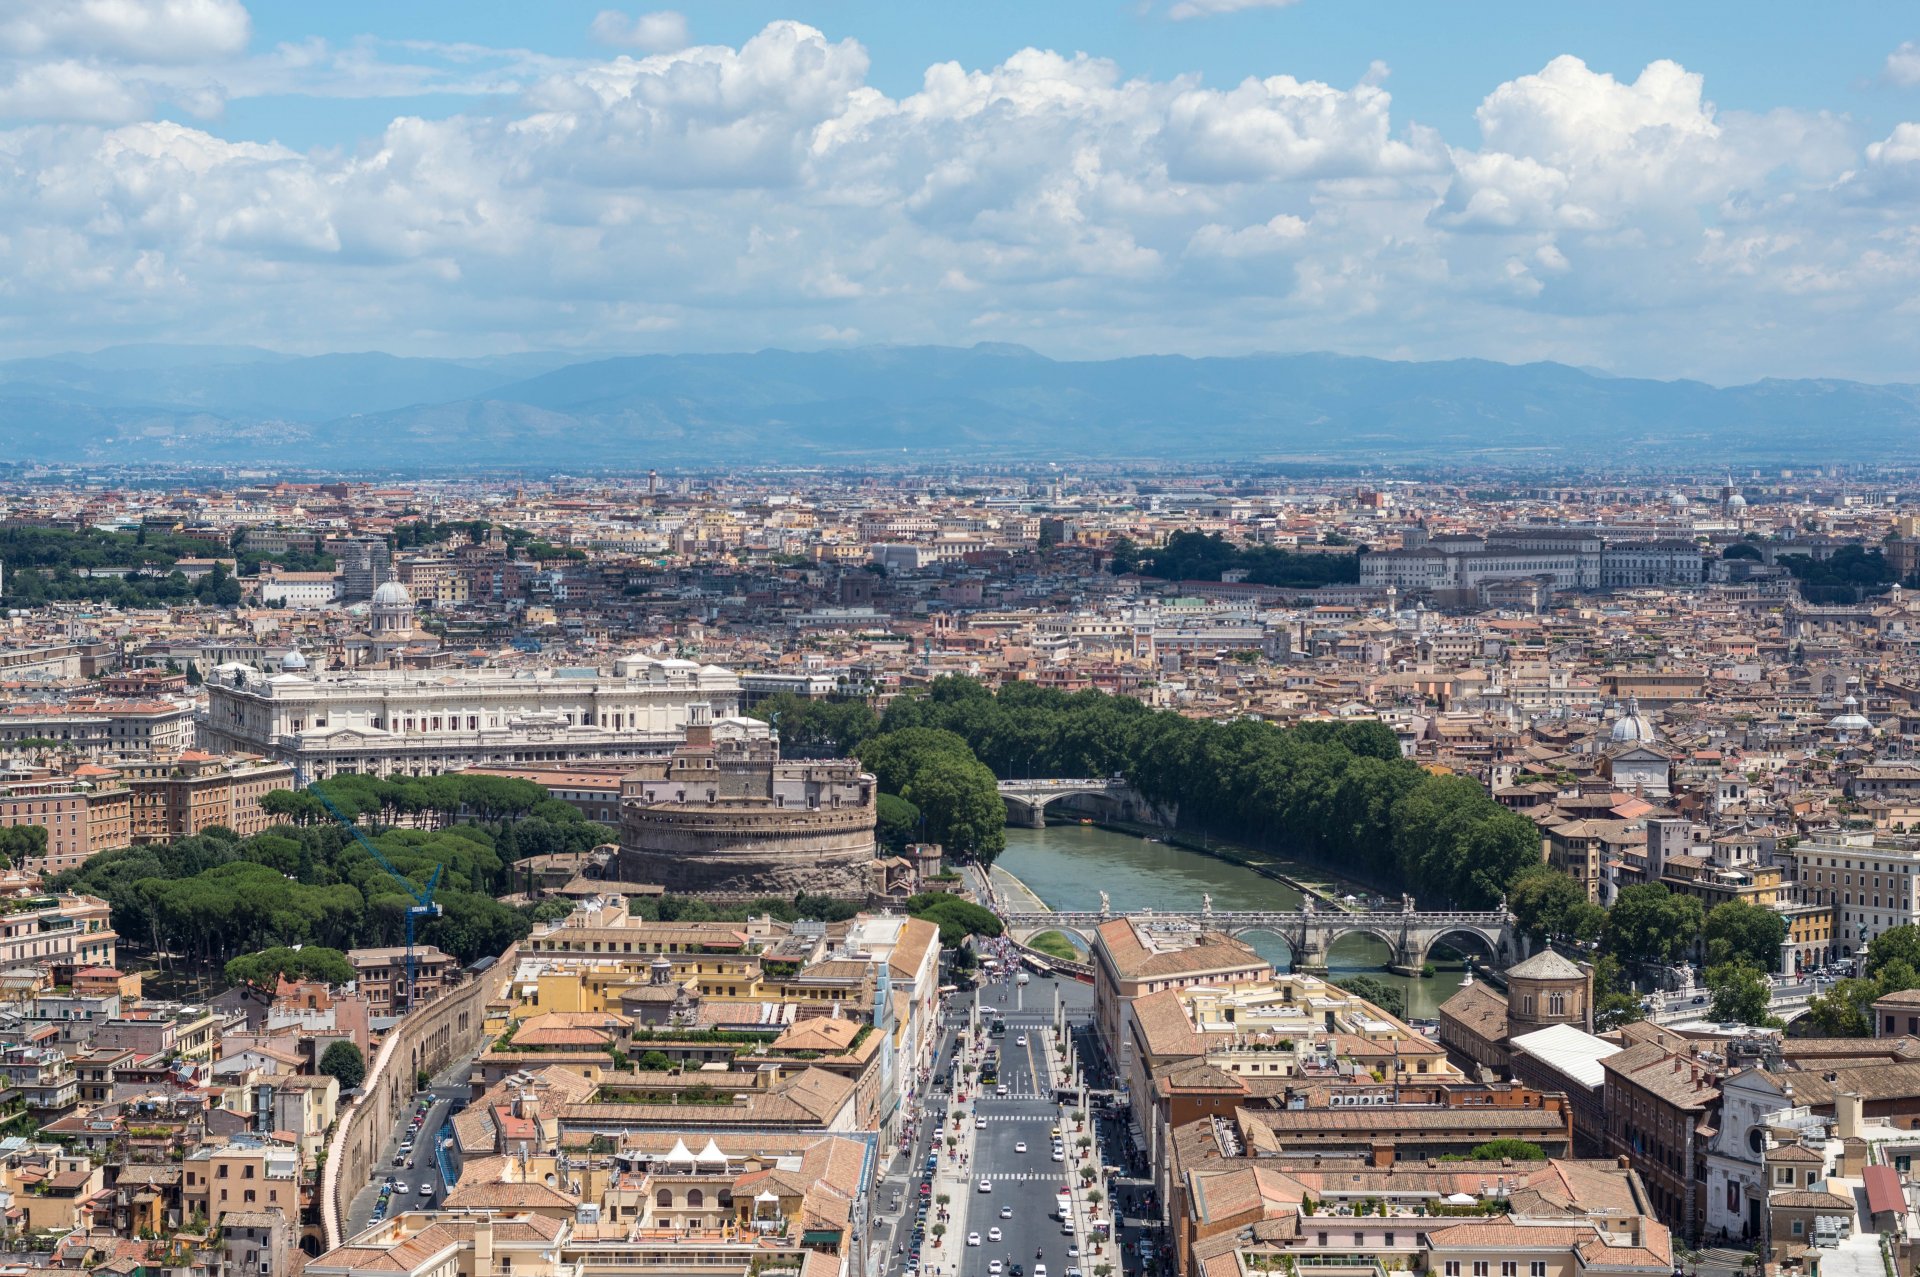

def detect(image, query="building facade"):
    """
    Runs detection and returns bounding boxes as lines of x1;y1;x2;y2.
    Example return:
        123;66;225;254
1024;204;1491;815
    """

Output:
200;655;742;779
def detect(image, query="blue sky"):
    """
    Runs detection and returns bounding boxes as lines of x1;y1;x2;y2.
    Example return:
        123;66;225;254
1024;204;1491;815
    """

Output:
218;2;1920;148
5;0;1920;383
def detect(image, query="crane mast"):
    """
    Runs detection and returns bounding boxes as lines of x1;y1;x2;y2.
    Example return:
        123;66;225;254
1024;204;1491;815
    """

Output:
307;784;443;1013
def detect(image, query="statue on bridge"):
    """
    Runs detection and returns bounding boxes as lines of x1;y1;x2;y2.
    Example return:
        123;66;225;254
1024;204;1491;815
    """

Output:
1202;893;1213;919
1402;893;1414;914
1099;891;1111;918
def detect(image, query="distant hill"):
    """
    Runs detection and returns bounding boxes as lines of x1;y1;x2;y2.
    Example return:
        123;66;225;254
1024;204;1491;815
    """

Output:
1;343;1916;467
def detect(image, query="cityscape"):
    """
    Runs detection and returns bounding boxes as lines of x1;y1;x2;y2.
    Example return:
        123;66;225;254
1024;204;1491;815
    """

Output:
5;7;1920;1277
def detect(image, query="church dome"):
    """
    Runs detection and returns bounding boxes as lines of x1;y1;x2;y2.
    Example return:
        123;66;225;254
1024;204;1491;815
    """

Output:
1610;696;1655;743
281;649;308;671
371;581;413;608
1727;492;1748;510
1829;695;1873;732
1668;491;1688;511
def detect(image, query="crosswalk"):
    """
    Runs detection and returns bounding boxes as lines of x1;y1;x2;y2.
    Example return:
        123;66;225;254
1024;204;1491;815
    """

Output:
973;1113;1057;1123
977;1171;1076;1182
976;1090;1052;1101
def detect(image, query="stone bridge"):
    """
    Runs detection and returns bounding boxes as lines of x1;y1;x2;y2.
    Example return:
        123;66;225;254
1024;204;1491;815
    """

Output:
997;777;1162;827
998;896;1519;976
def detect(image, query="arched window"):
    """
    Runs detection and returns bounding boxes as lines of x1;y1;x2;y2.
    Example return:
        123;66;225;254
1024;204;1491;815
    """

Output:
688;1189;705;1207
657;1188;673;1208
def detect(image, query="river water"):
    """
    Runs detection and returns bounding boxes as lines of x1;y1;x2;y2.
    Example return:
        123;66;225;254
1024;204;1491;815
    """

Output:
997;823;1468;1020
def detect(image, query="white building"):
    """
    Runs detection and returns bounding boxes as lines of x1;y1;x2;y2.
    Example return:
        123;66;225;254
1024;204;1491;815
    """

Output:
199;655;742;779
257;571;341;609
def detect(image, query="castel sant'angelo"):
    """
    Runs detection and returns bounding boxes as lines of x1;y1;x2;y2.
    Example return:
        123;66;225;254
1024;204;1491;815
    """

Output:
615;703;879;896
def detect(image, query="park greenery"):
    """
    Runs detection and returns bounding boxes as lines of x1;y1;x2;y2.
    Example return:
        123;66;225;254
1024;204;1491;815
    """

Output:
1108;530;1360;589
0;524;298;609
45;774;622;973
1776;544;1901;603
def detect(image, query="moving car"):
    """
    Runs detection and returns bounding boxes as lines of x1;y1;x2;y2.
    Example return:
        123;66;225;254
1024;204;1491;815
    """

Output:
979;1178;993;1192
1016;1035;1028;1046
968;1233;981;1247
1015;1142;1028;1154
989;1228;1003;1242
999;1206;1013;1218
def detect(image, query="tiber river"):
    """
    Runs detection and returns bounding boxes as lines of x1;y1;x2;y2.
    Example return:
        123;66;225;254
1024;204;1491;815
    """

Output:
997;823;1470;1020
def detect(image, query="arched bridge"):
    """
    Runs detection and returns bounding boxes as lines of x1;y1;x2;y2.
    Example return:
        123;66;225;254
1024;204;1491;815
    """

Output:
998;896;1519;977
997;777;1161;827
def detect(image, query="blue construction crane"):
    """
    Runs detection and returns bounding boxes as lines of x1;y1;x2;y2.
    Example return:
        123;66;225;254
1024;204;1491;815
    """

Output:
308;784;443;1014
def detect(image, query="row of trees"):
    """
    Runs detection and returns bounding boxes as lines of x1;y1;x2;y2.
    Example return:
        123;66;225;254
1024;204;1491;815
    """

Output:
868;677;1538;909
1109;530;1360;589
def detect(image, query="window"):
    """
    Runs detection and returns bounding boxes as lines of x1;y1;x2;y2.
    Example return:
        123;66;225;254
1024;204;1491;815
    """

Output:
1444;1264;1460;1276
1530;1266;1547;1277
657;1189;672;1207
1502;1264;1517;1277
1474;1264;1489;1277
688;1189;705;1207
1791;1221;1804;1237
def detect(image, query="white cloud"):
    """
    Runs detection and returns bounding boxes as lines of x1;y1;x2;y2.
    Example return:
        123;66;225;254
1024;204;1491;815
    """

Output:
588;10;688;54
1165;0;1301;20
0;60;146;122
1165;74;1441;182
0;25;1907;382
0;0;250;64
1887;41;1920;87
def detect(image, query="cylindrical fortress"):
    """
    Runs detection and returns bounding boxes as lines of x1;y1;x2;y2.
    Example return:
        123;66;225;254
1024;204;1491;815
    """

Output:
617;798;877;895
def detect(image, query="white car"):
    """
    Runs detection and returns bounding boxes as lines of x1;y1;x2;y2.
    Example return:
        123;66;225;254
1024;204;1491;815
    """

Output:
1066;1245;1080;1258
976;1117;988;1128
988;1228;1003;1243
978;1179;992;1193
1052;1150;1064;1161
989;1264;1004;1275
967;1233;982;1247
1016;1035;1028;1046
1015;1141;1027;1154
1035;1266;1049;1277
999;1206;1013;1219
418;1183;432;1195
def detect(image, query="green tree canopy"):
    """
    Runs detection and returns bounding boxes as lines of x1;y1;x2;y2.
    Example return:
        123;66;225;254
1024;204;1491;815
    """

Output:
1704;900;1788;972
1330;975;1405;1019
875;793;922;853
224;946;354;990
1866;925;1920;979
1470;1139;1546;1161
319;1040;366;1090
1604;884;1705;965
1706;960;1780;1027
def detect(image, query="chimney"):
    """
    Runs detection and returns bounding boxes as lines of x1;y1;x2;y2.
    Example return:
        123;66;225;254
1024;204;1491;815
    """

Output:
474;1215;493;1270
1837;1091;1863;1140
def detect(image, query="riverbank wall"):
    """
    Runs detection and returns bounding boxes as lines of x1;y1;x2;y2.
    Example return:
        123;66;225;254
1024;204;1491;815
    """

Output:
1054;815;1371;911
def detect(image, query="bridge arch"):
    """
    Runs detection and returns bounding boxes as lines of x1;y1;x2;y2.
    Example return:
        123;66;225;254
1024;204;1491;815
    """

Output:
1223;926;1298;969
1408;925;1506;972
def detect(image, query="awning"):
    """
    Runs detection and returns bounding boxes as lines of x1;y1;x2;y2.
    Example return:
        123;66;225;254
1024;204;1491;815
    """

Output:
1864;1165;1903;1217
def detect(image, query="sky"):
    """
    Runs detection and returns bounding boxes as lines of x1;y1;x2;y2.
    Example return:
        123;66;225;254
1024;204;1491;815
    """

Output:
5;1;1920;384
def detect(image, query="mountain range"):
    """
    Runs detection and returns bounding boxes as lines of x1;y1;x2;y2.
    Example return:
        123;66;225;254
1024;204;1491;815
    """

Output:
1;343;1916;469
